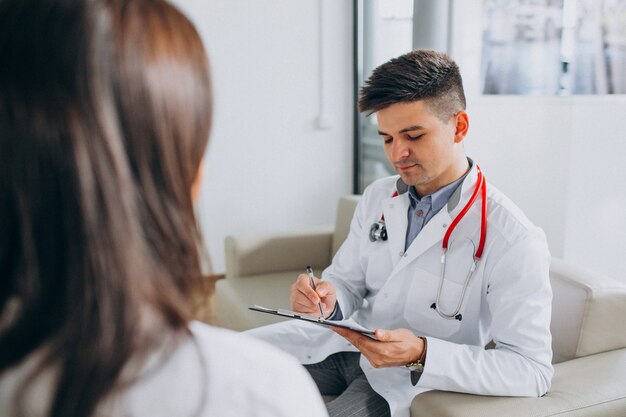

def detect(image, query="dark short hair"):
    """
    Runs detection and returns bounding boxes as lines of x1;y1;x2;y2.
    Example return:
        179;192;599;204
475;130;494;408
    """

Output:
358;49;466;121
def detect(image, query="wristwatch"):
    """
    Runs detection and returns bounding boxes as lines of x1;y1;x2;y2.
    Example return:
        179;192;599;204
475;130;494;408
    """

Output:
405;336;427;385
404;336;427;370
404;360;424;373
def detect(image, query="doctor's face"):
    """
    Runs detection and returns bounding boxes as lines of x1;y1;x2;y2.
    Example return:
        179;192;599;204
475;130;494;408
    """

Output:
376;100;468;196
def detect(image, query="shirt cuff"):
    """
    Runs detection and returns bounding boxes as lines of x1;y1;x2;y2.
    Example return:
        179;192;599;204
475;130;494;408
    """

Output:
326;302;343;321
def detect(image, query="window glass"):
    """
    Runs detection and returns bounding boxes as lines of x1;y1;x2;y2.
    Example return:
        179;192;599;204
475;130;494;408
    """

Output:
356;0;413;191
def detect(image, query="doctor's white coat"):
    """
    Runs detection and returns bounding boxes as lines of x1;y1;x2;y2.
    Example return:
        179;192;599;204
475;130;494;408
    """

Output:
247;164;553;417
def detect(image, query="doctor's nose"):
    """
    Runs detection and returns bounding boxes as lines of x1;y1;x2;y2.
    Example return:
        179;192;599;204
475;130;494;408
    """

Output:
390;138;411;161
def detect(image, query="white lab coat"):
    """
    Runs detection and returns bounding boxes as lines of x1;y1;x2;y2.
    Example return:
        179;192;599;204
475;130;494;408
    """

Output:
247;164;553;417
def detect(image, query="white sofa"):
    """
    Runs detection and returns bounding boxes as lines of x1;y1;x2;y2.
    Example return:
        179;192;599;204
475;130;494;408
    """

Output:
214;196;626;416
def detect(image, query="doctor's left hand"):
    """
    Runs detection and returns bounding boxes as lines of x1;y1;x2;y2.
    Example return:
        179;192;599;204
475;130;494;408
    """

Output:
332;327;426;369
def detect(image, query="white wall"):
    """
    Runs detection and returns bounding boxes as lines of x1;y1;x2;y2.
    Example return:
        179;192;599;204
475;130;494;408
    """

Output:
564;97;626;280
466;96;626;281
172;0;354;272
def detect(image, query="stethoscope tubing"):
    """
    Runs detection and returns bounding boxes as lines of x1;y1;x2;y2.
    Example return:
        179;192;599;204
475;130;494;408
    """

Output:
370;165;488;321
433;167;487;320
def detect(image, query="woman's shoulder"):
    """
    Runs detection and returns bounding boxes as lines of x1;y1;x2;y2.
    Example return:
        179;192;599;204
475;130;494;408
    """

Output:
193;322;328;416
122;322;328;417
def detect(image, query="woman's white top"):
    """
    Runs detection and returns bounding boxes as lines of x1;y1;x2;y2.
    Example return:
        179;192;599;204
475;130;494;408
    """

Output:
0;321;328;417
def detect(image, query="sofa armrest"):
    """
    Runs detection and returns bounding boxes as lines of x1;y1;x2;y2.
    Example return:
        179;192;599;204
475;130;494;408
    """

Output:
410;348;626;417
225;225;334;278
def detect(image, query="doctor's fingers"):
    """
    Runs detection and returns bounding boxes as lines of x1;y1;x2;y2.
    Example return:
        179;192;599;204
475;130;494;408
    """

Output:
290;276;320;311
333;327;376;351
341;338;394;368
292;274;321;302
333;328;410;368
290;294;323;315
314;281;336;300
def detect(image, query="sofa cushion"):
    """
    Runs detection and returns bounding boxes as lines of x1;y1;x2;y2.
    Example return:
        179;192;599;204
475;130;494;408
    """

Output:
410;348;626;417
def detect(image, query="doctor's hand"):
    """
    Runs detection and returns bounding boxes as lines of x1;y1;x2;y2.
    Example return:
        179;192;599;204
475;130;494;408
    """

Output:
290;274;337;318
332;327;426;369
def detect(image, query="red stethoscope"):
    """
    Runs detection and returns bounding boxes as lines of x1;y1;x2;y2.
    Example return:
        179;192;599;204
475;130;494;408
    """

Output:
369;166;487;321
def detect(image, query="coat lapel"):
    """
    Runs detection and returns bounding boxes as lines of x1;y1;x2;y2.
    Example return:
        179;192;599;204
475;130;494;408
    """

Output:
381;193;409;265
385;163;481;277
402;207;451;262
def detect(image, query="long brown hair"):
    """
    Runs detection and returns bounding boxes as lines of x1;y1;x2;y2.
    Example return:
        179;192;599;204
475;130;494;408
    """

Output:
0;0;212;416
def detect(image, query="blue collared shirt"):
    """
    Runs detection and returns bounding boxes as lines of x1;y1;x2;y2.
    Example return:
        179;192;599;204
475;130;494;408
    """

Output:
404;171;469;251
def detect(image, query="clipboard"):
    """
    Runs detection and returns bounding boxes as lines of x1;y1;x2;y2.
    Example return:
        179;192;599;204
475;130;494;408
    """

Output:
249;305;377;339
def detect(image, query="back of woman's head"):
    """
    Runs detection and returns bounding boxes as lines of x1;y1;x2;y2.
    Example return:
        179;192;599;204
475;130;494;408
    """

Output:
0;0;212;416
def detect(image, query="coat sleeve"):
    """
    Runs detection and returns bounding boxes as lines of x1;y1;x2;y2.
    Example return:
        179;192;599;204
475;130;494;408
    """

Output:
416;230;554;396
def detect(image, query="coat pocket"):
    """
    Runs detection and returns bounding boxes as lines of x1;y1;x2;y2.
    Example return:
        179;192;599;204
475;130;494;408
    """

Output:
402;265;469;338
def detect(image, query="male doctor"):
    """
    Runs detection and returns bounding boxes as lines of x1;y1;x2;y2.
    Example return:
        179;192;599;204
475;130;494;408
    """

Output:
247;49;553;417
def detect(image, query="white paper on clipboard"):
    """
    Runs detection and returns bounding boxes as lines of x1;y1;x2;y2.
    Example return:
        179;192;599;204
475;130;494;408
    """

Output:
249;305;377;339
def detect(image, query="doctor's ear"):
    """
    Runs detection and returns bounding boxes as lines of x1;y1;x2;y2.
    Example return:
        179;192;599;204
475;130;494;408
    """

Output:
453;111;469;143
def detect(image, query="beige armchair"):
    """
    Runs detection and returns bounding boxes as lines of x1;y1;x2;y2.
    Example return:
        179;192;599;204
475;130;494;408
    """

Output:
212;196;360;331
214;195;626;416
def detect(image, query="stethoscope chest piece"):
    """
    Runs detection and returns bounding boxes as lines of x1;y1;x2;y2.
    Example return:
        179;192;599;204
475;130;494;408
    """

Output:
369;220;388;242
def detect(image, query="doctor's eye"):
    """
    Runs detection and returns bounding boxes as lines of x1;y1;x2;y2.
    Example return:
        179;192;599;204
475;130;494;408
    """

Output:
382;136;393;144
407;134;424;141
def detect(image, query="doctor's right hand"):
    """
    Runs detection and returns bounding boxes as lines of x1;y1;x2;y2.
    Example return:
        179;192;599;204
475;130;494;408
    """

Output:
290;274;337;318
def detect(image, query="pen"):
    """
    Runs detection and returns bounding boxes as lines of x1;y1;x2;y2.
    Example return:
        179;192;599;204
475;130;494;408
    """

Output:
306;265;325;318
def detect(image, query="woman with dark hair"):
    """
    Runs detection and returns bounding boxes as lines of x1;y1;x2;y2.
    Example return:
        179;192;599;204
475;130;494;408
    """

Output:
0;0;327;416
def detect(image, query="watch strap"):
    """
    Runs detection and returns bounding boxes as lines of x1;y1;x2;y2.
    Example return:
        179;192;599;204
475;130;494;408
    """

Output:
404;336;427;386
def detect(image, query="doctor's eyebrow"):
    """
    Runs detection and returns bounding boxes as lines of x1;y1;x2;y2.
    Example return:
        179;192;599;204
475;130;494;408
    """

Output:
377;125;426;136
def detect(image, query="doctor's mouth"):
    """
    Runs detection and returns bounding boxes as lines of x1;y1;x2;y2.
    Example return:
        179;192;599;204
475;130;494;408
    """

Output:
394;160;421;171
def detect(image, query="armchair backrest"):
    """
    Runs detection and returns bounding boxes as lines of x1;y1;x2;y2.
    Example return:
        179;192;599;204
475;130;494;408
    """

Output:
549;257;626;363
331;195;361;257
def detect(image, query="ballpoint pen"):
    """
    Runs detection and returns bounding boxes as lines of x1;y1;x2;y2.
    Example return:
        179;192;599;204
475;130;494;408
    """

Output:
306;265;325;318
